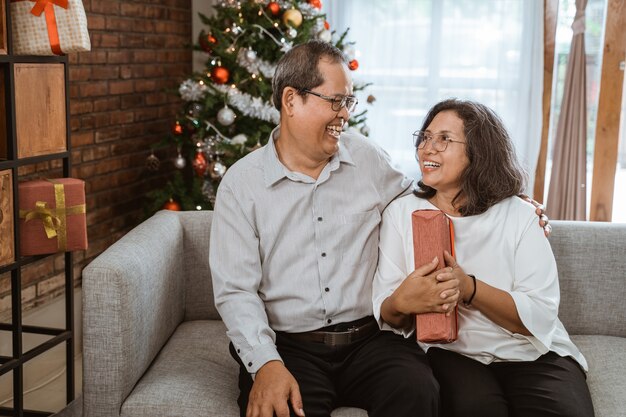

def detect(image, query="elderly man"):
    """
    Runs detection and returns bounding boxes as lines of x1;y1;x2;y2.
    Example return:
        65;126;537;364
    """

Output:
210;40;444;417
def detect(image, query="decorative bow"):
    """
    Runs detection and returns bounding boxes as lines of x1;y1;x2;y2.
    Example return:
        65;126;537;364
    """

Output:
21;201;62;239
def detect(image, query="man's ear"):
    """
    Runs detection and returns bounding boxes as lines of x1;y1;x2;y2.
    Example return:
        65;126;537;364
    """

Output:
282;87;298;116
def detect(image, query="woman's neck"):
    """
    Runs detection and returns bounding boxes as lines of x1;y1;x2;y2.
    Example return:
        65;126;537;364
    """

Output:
428;191;463;216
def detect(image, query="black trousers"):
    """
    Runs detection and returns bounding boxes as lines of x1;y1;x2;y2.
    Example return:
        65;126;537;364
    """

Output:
231;329;439;417
427;348;594;417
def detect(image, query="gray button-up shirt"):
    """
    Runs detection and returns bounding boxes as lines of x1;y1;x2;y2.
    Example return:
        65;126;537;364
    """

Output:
210;128;412;373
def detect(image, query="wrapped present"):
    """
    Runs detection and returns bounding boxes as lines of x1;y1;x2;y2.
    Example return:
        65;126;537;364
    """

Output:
19;178;87;255
0;170;15;266
412;209;458;343
10;0;90;55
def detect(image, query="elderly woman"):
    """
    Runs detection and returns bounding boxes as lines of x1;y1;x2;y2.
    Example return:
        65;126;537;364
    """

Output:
373;99;593;417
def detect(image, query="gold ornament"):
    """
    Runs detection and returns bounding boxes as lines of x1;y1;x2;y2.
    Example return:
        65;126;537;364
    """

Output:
282;9;303;28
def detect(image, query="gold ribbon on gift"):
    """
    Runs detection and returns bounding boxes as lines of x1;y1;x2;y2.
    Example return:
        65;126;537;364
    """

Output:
19;181;86;252
13;0;69;55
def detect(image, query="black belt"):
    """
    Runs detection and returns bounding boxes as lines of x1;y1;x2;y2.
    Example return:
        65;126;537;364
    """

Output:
281;316;379;347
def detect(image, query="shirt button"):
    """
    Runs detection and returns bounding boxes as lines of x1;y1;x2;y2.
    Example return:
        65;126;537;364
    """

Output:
321;252;326;257
325;287;330;292
237;349;240;353
248;362;253;367
327;319;332;324
317;217;323;221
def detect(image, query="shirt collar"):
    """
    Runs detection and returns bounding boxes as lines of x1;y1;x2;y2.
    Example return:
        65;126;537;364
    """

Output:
263;126;356;187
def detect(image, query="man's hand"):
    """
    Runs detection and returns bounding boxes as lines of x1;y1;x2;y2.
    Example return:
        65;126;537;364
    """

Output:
247;361;305;417
519;194;551;237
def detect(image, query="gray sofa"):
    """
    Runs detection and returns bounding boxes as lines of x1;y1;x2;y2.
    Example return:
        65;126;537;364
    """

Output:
82;210;626;417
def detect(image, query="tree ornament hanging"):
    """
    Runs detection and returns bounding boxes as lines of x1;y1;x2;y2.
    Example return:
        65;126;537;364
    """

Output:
367;94;376;104
209;158;228;180
217;106;237;126
348;59;359;71
245;49;258;62
318;29;331;43
192;149;208;177
286;27;298;39
211;66;230;84
308;0;322;9
162;198;182;211
267;2;280;16
172;121;184;135
198;31;218;53
174;151;186;169
145;151;160;171
282;9;303;28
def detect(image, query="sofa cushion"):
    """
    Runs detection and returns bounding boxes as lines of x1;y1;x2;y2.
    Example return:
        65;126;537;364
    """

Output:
121;320;239;417
571;335;626;417
120;320;368;417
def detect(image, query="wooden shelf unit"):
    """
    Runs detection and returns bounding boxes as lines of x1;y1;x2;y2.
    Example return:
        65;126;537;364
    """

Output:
0;1;75;416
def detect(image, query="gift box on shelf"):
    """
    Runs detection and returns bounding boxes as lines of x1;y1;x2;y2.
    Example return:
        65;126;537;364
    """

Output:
0;170;15;266
14;63;67;159
18;178;87;256
10;0;90;56
412;209;458;343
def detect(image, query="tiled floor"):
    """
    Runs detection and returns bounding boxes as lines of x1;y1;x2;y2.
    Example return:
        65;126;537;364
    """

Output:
0;289;82;414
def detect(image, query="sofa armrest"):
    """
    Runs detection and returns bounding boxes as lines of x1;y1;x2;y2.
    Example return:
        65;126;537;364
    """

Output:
82;211;186;417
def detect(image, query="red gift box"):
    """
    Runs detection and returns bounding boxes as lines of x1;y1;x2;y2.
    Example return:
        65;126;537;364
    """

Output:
412;209;458;343
18;178;87;255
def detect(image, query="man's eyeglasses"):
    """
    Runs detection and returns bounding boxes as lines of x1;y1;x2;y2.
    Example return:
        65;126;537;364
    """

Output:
301;89;359;113
413;131;466;152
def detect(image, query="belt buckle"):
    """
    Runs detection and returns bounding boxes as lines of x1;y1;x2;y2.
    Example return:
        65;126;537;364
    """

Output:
323;325;360;347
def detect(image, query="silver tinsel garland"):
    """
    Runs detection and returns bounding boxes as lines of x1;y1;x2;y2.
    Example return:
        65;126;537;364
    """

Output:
179;79;207;102
214;84;280;124
237;48;276;78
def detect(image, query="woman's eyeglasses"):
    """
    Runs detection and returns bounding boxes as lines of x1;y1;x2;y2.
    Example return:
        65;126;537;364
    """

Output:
413;131;466;152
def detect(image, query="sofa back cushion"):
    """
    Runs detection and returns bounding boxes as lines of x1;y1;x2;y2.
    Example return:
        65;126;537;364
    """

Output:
549;220;626;337
180;210;221;320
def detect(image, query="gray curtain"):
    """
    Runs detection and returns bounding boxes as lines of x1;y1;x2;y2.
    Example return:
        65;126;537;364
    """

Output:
546;0;588;220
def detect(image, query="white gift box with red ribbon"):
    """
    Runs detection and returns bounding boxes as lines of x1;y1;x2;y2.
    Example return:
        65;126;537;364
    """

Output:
10;0;91;55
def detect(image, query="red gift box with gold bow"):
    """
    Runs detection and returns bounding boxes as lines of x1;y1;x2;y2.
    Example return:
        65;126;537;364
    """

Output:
18;178;87;255
10;0;91;55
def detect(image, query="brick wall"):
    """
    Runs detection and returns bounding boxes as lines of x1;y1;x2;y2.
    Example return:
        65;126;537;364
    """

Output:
0;0;192;319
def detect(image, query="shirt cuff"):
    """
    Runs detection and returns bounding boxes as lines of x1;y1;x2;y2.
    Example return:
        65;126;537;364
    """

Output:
240;342;282;374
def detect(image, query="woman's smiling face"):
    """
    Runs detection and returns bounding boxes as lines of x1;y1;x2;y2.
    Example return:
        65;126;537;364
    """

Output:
417;110;469;195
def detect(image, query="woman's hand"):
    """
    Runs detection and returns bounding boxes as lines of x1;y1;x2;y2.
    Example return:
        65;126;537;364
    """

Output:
441;251;475;305
381;256;460;329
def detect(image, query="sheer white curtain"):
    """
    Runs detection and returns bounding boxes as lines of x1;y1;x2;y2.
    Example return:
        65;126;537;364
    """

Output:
323;0;544;193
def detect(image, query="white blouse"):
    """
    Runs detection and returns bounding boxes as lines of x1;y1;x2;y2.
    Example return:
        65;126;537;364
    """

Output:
373;195;587;370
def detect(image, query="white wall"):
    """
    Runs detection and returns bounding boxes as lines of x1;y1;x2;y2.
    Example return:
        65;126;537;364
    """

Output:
192;0;218;73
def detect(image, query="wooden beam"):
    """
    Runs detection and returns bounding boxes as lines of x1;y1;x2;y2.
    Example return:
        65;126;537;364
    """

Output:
533;0;559;203
589;0;626;221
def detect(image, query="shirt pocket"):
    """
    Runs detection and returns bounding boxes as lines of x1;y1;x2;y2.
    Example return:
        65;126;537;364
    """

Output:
326;209;382;267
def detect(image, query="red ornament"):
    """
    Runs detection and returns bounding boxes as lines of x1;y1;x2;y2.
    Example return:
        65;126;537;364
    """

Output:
163;198;181;211
192;150;208;177
172;121;183;135
198;31;217;53
324;20;330;30
348;59;359;71
308;0;322;9
211;66;230;84
267;1;280;16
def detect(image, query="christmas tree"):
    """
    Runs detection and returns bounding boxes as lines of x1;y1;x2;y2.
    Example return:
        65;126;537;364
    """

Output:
146;0;371;213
